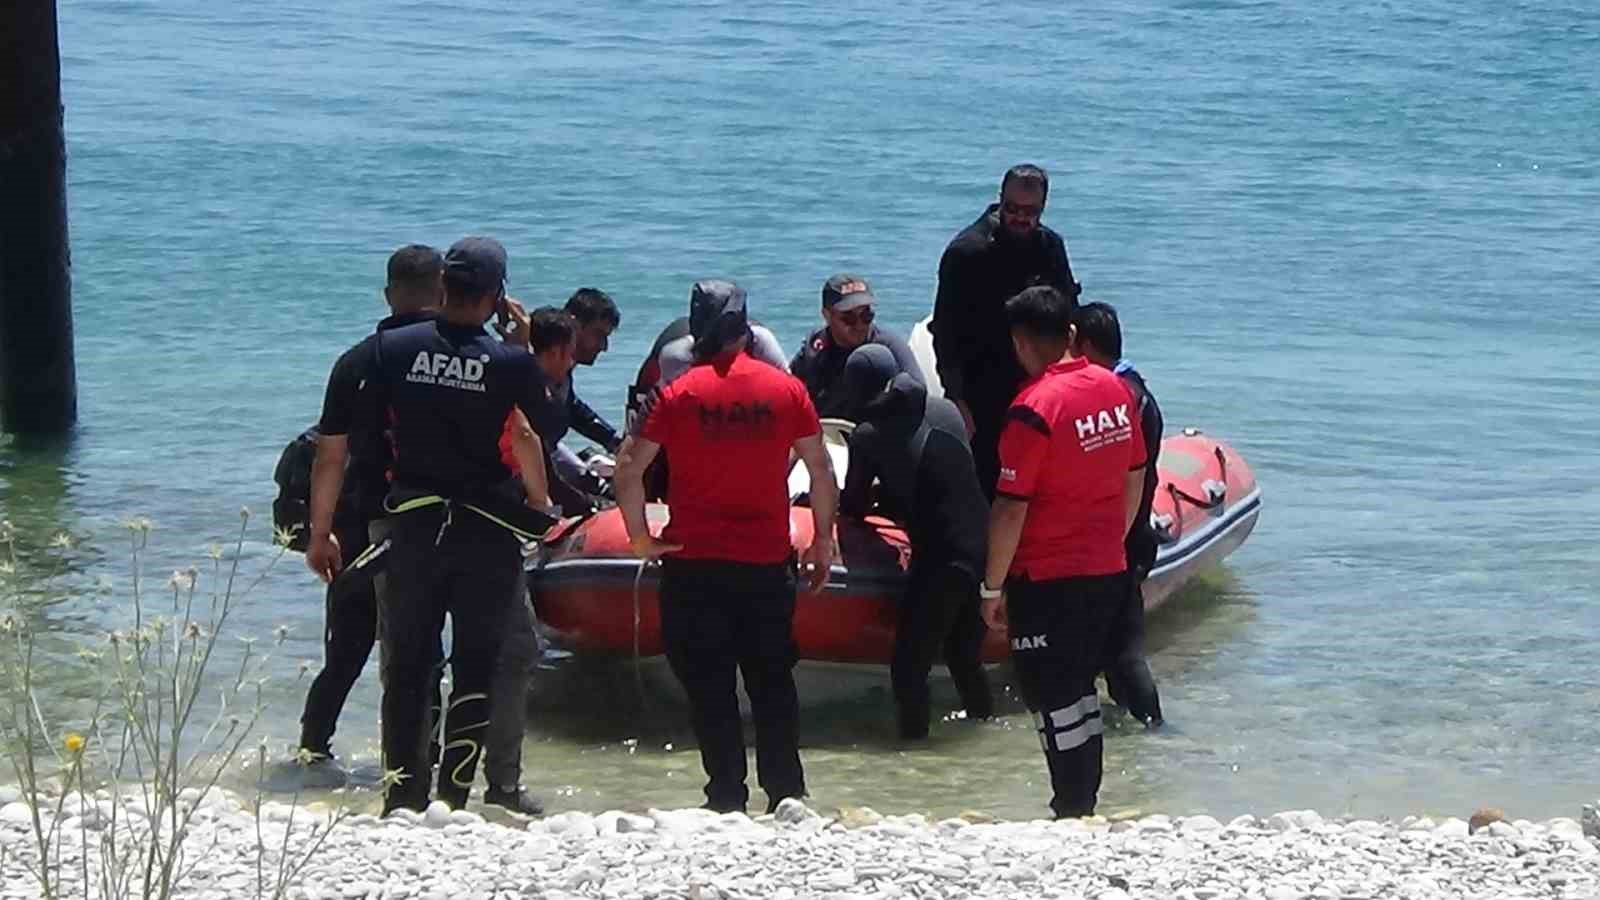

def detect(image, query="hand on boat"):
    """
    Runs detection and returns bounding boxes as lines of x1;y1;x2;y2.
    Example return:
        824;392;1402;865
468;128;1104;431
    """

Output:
980;594;1007;632
628;532;683;560
305;531;342;584
799;539;832;594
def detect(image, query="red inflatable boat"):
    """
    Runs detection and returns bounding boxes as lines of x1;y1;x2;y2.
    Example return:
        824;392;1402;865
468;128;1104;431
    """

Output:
533;428;1260;665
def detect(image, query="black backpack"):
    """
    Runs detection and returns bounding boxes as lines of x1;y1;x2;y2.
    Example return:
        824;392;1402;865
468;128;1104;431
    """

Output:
272;425;321;552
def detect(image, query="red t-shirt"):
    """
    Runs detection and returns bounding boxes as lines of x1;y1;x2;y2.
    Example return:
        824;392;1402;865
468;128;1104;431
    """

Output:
996;357;1147;580
640;352;820;564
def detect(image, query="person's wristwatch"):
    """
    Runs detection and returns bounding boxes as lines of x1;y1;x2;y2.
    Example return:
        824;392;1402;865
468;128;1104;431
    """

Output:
978;582;1003;600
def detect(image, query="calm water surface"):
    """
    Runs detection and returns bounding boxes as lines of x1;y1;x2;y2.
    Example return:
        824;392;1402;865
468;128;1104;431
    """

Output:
3;0;1595;820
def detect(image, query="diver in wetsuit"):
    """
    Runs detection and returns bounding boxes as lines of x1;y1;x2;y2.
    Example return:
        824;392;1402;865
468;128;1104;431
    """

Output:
838;345;993;739
931;164;1081;499
789;274;923;419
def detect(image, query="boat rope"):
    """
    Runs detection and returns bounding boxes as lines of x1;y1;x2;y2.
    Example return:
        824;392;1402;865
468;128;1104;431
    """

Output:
631;558;654;710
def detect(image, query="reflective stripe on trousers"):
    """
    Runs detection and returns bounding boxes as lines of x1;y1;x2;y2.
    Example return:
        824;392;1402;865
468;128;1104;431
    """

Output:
1033;692;1104;752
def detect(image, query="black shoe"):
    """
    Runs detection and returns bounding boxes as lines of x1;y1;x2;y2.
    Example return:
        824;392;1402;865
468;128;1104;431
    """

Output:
483;786;545;816
702;799;747;815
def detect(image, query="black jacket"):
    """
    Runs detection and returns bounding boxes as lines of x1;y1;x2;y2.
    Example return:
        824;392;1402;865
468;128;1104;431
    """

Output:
1118;362;1164;571
840;374;987;574
931;204;1080;414
790;324;924;420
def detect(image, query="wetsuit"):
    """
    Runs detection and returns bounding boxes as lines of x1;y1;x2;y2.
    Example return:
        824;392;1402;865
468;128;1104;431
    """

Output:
789;324;923;420
640;351;818;814
931;206;1080;497
996;357;1146;818
839;367;992;738
300;310;438;761
351;317;559;813
1102;360;1165;725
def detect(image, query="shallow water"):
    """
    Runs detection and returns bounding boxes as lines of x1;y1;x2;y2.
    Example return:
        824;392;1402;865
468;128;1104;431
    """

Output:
3;0;1596;821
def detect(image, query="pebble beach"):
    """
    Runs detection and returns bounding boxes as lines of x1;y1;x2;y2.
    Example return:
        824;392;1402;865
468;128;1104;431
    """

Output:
4;786;1598;900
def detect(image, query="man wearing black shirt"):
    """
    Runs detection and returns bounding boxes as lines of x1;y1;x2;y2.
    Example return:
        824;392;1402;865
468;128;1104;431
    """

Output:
305;236;559;814
790;274;923;420
1073;302;1165;728
838;345;993;739
930;164;1081;497
297;244;441;765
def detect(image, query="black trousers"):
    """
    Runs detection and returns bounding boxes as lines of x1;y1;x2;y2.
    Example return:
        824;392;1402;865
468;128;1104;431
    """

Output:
659;558;804;814
1103;563;1163;725
297;518;376;758
1006;572;1124;818
892;561;993;738
373;507;521;813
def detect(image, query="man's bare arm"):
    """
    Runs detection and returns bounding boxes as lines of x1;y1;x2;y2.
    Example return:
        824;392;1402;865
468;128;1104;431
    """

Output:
793;433;837;593
615;436;679;558
305;435;349;582
506;408;553;509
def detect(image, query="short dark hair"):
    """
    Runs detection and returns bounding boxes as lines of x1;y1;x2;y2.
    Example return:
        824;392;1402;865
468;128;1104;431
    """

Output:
529;307;578;354
1000;164;1049;203
386;244;442;290
1073;302;1123;360
1005;285;1073;341
565;288;621;328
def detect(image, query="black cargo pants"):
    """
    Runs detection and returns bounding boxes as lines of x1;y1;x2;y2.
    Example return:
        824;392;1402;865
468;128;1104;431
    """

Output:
372;506;521;813
659;557;804;814
1006;572;1124;819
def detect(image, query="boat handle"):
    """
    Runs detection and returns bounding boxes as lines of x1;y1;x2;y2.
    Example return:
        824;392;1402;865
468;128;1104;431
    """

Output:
1167;448;1230;512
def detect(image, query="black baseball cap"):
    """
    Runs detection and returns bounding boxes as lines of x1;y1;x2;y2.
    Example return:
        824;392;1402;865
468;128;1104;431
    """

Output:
442;236;507;293
689;279;749;356
822;273;875;311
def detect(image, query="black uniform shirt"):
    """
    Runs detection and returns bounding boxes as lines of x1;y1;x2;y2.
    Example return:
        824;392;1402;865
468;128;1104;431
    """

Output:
789;324;924;420
317;310;435;520
332;318;557;499
840;373;988;574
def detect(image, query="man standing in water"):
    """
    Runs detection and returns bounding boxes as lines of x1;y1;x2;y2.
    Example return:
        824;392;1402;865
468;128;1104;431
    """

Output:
790;273;923;419
615;280;837;815
1072;301;1165;728
838;345;992;739
297;244;443;767
931;164;1081;497
981;286;1146;819
305;236;560;814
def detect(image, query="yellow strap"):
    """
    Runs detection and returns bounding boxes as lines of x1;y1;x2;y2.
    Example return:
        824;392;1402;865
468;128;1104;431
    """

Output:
383;493;545;542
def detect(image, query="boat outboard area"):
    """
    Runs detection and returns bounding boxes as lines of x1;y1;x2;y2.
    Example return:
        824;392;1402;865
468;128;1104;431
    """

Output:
526;314;1260;679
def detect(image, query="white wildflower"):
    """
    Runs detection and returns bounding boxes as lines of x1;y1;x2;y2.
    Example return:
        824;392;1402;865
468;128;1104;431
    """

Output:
167;569;195;592
49;532;73;550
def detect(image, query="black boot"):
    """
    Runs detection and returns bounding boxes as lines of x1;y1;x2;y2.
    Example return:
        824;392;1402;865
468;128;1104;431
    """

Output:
483;785;545;816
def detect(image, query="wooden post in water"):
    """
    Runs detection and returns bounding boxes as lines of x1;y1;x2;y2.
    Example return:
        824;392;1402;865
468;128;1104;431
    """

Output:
0;0;77;434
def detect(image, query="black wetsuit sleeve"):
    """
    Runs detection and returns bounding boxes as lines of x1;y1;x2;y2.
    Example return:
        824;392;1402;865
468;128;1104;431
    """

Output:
931;247;971;402
568;389;621;451
788;343;810;386
1048;232;1082;302
316;341;372;437
839;429;878;518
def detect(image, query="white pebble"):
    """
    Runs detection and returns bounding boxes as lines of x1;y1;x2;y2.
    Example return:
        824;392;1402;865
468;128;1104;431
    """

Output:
423;801;453;829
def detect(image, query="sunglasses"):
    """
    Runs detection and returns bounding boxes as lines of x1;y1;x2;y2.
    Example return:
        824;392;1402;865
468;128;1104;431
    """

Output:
1002;200;1044;220
834;307;875;327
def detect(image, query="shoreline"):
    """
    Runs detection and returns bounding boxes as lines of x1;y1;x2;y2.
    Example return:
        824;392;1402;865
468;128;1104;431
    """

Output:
2;786;1597;899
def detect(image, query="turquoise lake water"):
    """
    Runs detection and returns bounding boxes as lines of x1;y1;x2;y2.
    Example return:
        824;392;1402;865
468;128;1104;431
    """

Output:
2;0;1596;820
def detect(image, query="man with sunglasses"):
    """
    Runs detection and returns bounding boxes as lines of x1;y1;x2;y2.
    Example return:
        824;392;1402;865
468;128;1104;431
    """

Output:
789;273;923;420
931;164;1081;499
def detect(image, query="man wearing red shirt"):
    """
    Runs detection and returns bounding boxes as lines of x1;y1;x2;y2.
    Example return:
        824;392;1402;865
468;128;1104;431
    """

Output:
980;285;1147;819
614;280;838;815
